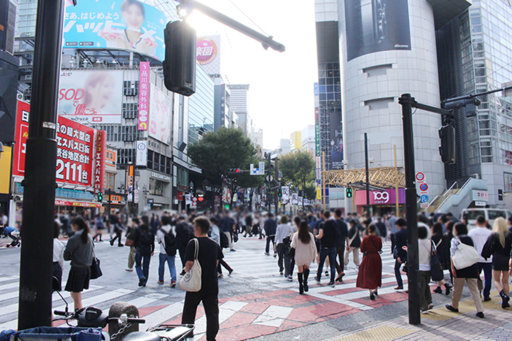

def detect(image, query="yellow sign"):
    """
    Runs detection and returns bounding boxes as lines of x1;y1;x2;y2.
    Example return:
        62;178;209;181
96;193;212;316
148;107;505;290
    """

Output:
0;146;12;194
316;186;321;200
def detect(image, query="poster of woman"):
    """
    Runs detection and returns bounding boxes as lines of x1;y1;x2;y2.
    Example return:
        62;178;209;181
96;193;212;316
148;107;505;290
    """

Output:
149;84;172;145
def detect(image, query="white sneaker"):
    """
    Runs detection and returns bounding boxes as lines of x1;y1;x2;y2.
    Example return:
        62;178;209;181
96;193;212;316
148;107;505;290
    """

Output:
125;268;133;272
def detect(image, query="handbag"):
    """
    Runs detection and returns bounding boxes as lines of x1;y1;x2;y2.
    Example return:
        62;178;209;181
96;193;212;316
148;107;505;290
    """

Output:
90;246;102;280
179;238;202;292
452;237;480;270
421;240;443;281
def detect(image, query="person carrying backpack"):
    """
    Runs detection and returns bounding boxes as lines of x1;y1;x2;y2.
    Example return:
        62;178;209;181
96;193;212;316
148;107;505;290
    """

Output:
156;216;177;287
210;217;233;278
133;215;155;287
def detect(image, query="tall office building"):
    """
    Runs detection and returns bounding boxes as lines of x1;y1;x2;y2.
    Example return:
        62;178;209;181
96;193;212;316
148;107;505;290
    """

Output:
437;0;512;206
301;124;316;157
290;131;302;152
227;84;251;136
315;0;472;205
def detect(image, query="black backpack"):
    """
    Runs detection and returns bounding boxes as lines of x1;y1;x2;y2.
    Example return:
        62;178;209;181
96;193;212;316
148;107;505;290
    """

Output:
220;231;229;249
138;229;152;256
163;228;177;256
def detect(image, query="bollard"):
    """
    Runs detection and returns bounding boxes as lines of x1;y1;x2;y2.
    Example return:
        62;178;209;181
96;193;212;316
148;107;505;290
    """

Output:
108;302;141;340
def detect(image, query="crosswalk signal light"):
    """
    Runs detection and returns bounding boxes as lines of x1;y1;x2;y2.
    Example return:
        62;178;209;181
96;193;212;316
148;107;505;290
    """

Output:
346;188;353;198
163;20;196;96
97;192;103;202
439;124;456;164
278;188;282;197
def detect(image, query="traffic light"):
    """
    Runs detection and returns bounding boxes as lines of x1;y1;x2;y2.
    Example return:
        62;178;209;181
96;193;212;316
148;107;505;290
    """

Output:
97;192;103;203
439;124;456;164
163;20;196;96
228;168;241;175
278;188;282;197
346;188;353;198
442;97;481;118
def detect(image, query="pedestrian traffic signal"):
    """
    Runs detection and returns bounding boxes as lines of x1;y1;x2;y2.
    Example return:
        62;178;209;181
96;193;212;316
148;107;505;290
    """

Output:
346;188;353;198
278;188;282;197
97;192;103;202
439;124;456;164
163;20;196;96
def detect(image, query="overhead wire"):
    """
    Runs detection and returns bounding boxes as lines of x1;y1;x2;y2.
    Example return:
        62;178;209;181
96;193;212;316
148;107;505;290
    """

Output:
226;0;269;36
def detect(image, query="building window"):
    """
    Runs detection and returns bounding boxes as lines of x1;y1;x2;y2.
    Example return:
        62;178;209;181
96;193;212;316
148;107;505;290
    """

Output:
166;157;171;175
106;173;116;190
149;178;165;196
505;173;512;193
153;153;160;171
148;150;153;169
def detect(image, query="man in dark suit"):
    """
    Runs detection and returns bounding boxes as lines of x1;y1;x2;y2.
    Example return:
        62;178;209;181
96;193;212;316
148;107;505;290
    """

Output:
394;218;407;290
264;213;277;256
334;209;348;282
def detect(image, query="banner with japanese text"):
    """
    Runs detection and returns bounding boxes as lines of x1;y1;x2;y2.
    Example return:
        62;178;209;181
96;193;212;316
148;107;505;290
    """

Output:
94;130;107;194
138;62;150;130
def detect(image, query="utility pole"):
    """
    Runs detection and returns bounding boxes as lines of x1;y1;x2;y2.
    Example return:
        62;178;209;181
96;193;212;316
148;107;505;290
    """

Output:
266;152;271;213
274;157;279;215
107;188;112;225
364;133;371;219
322;151;326;211
18;0;64;330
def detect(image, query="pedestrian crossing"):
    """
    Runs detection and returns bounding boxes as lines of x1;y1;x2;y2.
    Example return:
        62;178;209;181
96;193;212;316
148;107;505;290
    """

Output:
0;239;409;341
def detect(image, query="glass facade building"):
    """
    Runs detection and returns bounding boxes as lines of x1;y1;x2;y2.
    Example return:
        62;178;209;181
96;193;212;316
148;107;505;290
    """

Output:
437;0;512;205
188;66;214;146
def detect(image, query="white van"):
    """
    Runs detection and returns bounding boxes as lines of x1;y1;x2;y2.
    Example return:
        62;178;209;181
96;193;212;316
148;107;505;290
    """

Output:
461;208;512;230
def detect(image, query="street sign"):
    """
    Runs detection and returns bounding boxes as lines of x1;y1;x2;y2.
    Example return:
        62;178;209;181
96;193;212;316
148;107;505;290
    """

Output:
419;183;428;192
250;161;265;175
192;197;197;202
416;172;426;183
266;175;273;182
475;201;486;207
420;194;429;203
420;203;429;208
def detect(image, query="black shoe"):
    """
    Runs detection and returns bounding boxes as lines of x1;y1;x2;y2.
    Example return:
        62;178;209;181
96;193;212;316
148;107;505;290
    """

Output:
500;290;510;309
228;269;233;276
110;240;114;246
304;281;309;292
445;305;459;313
138;277;145;287
328;281;335;287
445;284;452;296
315;276;320;283
370;293;375;300
325;271;329;277
433;286;442;294
180;271;186;276
374;289;378;296
476;312;485;318
118;244;124;247
483;297;492;302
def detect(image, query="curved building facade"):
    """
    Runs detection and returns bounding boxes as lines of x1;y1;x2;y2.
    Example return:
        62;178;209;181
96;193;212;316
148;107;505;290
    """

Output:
338;0;445;197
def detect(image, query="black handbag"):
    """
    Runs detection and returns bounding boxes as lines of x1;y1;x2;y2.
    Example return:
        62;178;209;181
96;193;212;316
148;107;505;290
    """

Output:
90;247;102;280
421;240;443;281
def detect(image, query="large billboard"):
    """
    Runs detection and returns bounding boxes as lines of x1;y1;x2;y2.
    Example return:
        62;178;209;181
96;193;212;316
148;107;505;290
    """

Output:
197;35;221;75
345;0;411;61
329;107;343;169
63;0;167;61
58;70;124;124
13;101;96;187
149;84;172;145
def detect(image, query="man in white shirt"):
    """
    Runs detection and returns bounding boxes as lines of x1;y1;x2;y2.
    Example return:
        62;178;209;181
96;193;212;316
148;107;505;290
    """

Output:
156;216;177;287
468;215;493;301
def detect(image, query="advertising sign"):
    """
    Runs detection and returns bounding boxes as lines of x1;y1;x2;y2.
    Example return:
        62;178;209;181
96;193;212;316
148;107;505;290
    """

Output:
345;0;411;61
355;189;406;205
197;35;221;74
472;190;489;202
149;84;172;144
329;107;343;169
281;186;290;201
58;70;123;124
55;199;101;208
136;140;148;166
13;102;95;187
94;130;107;194
0;145;12;194
63;0;167;61
106;148;116;167
138;62;150;130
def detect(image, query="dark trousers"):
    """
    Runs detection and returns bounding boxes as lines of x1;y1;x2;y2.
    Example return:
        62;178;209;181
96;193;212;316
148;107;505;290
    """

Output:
395;260;403;287
477;262;493;299
265;235;275;254
317;247;336;283
276;243;286;272
217;259;233;274
390;234;396;254
182;290;219;341
178;247;187;269
284;252;295;277
419;271;432;310
135;249;150;282
111;228;123;245
335;246;345;275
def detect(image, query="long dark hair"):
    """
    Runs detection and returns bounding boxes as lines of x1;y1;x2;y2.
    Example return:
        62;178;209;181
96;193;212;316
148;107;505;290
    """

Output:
72;216;90;244
141;215;150;230
298;220;311;244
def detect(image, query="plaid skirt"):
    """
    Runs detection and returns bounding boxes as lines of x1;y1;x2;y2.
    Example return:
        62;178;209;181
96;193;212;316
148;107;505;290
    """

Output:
65;267;90;292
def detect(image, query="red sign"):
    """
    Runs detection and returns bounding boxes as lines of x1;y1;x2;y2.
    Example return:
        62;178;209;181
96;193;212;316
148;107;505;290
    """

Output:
55;199;101;208
94;130;106;194
13;101;96;187
177;191;184;201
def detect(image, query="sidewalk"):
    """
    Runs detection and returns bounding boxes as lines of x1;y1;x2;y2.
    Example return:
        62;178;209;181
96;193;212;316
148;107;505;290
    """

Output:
326;291;512;341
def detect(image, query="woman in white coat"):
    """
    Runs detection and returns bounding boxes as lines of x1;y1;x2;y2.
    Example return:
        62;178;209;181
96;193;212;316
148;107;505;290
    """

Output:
291;220;317;294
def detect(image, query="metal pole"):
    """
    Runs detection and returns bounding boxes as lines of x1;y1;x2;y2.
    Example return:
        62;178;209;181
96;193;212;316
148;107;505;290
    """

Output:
274;158;279;215
18;0;64;329
364;133;371;219
400;93;420;325
322;151;326;211
107;188;112;225
394;145;399;216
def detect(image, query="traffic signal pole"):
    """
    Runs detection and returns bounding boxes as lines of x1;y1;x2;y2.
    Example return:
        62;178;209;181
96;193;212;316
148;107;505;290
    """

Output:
364;133;370;219
398;94;451;326
18;0;64;329
274;158;279;215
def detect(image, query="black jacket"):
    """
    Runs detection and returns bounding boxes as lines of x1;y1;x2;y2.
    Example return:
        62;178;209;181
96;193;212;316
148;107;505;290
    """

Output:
395;228;408;261
335;219;348;249
264;219;277;236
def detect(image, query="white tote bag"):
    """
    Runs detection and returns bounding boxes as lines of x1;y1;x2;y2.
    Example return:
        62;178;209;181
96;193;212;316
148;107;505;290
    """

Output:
452;237;480;270
179;238;202;292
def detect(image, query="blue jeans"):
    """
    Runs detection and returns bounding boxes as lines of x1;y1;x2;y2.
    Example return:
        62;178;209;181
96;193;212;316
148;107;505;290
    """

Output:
159;253;177;282
395;260;403;287
135;249;151;282
317;247;336;283
477;262;492;299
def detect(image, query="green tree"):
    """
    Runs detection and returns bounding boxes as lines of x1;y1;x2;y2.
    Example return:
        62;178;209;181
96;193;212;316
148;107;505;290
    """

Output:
187;127;257;206
279;151;315;197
